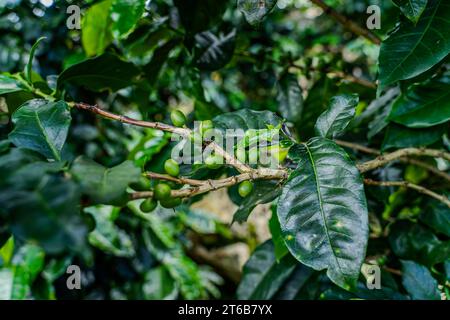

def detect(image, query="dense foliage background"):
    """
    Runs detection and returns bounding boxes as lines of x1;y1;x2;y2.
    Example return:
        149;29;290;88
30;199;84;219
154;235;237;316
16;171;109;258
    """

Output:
0;0;449;300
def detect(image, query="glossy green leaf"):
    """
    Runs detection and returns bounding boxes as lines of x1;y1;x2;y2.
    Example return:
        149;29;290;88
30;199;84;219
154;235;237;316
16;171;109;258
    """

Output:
85;205;135;257
71;156;140;205
214;109;282;131
238;0;278;26
393;0;428;24
194;30;236;71
314;94;359;139
382;123;445;150
272;263;315;300
0;74;25;95
389;221;450;266
401;260;440;300
173;0;227;34
81;0;113;56
389;76;450;128
110;0;145;39
276;73;303;123
277;138;369;289
9;99;71;161
379;0;450;88
420;198;450;237
57;53;140;92
236;240;298;300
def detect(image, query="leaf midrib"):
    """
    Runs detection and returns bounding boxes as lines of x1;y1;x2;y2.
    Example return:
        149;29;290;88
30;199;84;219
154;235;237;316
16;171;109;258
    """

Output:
33;109;61;161
303;142;343;273
384;0;441;84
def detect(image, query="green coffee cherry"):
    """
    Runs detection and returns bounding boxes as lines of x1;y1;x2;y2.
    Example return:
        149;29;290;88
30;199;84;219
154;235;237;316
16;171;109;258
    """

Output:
140;198;158;213
236;148;246;163
190;132;203;145
160;197;182;208
205;154;223;169
130;177;152;191
170;110;186;127
164;159;180;177
154;183;172;200
200;120;214;135
238;181;253;198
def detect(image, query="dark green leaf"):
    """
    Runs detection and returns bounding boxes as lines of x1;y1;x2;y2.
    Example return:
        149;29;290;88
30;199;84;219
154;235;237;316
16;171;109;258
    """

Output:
420;198;450;237
71;156;141;205
0;74;26;95
214;109;282;131
389;221;450;266
393;0;428;24
58;53;140;92
277;138;368;289
9;99;71;161
401;260;440;300
389;76;450;128
194;30;236;71
314;94;359;139
276;73;303;123
173;0;227;34
238;0;278;26
379;0;450;88
382;123;445;150
236;240;298;300
272;263;315;300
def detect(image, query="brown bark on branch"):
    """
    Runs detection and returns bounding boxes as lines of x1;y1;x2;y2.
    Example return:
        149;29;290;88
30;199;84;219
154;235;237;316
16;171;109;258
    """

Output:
132;170;287;200
74;103;449;208
335;140;450;183
358;148;450;173
364;179;450;208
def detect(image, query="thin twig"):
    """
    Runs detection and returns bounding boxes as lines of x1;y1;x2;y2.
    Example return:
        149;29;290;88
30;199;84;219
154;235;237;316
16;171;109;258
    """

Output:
144;172;205;186
358;148;450;173
364;179;450;208
75;103;450;208
335;140;450;183
74;103;253;173
132;170;287;200
309;0;382;45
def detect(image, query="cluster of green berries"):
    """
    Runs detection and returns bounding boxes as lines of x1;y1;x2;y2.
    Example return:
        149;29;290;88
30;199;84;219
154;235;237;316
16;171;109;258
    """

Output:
134;110;255;213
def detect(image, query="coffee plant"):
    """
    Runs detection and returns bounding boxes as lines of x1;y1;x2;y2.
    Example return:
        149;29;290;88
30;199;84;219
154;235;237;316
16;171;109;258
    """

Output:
0;0;449;300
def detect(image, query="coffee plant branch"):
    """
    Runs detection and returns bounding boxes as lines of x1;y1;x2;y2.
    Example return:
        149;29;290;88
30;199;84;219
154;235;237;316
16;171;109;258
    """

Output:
74;103;449;206
309;0;382;45
132;171;287;200
335;140;450;183
364;179;450;208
